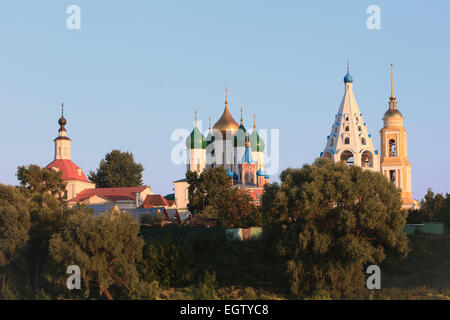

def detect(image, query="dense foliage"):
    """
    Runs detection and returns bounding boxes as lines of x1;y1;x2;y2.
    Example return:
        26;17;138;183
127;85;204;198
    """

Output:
262;159;408;298
88;149;144;188
407;189;450;230
0;161;448;300
186;167;260;228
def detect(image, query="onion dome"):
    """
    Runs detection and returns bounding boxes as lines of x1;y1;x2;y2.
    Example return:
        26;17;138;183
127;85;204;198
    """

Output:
213;87;239;137
233;172;239;181
250;114;265;152
233;107;247;147
343;60;353;83
186;127;206;149
343;72;353;83
226;168;234;177
256;168;265;176
265;173;269;179
58;103;67;131
186;111;206;149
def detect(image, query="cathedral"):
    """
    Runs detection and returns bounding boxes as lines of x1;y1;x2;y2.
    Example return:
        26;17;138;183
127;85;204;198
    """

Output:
321;63;418;210
174;88;270;210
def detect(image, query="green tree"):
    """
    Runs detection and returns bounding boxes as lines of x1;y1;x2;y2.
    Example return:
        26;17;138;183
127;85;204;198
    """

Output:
16;165;67;294
89;150;144;188
48;210;144;300
274;159;408;298
187;167;259;227
17;164;67;203
0;185;31;296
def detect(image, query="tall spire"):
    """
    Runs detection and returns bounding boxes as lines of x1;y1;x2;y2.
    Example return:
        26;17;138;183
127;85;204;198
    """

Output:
194;110;198;128
209;116;212;133
253;113;256;130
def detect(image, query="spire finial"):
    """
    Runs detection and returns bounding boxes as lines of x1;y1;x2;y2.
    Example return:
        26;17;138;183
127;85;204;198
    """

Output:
347;59;349;73
61;102;64;116
253;113;256;130
240;107;243;125
225;86;228;106
390;63;396;101
194;110;198;128
209;116;212;132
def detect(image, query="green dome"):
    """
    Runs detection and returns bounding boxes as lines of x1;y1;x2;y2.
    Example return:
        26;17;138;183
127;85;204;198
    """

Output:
186;127;206;149
233;124;247;147
250;129;265;152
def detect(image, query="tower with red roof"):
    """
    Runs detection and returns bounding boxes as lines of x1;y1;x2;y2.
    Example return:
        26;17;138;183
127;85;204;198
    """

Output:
46;104;95;200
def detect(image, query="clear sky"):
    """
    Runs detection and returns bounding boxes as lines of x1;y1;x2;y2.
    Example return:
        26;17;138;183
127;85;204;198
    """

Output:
1;0;449;200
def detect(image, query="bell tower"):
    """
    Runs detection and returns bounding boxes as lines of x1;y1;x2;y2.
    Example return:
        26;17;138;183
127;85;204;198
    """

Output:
380;64;416;209
54;103;72;160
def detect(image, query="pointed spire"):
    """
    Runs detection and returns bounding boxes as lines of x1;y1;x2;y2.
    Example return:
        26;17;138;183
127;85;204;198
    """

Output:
390;63;396;102
347;59;349;72
253;113;256;130
194;110;198;128
209;116;212;133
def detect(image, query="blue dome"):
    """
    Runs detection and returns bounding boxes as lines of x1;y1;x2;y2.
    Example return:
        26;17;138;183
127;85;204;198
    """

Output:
226;168;234;177
257;168;264;176
343;72;353;83
233;172;239;181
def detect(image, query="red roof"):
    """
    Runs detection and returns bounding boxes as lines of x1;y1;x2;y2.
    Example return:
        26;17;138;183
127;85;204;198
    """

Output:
140;194;171;208
46;159;90;183
68;186;149;203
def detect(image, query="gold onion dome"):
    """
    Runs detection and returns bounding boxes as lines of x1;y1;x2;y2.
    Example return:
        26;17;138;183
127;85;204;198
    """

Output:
213;87;239;137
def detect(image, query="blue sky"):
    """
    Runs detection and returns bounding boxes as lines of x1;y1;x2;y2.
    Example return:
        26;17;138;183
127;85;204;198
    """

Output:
0;1;449;200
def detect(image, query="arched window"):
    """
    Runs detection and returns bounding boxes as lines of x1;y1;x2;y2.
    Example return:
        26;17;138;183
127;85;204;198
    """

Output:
344;137;350;144
345;126;349;132
335;127;337;133
389;139;396;157
340;150;354;166
358;126;362;132
346;116;349;121
361;138;366;145
330;138;334;146
361;151;373;168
